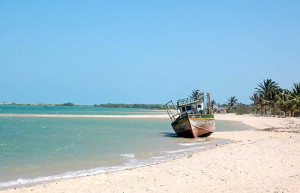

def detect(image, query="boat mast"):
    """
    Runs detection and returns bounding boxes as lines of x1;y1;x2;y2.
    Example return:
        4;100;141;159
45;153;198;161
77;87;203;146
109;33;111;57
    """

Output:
207;92;211;114
203;91;205;114
196;90;199;114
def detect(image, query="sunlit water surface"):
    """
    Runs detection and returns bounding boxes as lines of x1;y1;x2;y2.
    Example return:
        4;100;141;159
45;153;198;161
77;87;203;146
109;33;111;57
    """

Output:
0;105;253;189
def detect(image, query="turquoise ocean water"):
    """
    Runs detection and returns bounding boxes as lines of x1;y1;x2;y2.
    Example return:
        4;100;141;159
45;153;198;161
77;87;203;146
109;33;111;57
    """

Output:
0;105;253;189
0;104;164;115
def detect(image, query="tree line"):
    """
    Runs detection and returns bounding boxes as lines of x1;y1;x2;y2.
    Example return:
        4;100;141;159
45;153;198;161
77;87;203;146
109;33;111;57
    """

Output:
249;79;300;117
224;80;300;116
60;80;300;116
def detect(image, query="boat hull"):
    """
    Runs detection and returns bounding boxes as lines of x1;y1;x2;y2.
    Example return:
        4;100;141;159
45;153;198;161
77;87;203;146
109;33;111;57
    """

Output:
171;114;215;138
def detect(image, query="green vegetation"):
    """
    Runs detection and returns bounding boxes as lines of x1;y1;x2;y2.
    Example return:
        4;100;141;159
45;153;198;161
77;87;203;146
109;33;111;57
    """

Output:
61;102;74;106
94;103;175;110
224;96;250;115
250;79;300;117
226;96;238;112
189;90;200;100
235;103;250;115
211;100;216;110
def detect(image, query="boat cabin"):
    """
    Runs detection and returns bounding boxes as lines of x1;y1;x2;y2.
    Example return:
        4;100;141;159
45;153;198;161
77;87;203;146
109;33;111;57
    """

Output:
177;98;205;115
165;91;213;122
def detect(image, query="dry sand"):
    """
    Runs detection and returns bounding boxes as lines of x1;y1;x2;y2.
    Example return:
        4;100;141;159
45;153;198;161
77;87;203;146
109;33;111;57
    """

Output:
2;114;300;193
215;113;300;131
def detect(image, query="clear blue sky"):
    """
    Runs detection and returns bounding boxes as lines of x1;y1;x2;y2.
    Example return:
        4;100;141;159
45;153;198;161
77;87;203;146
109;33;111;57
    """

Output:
0;0;299;105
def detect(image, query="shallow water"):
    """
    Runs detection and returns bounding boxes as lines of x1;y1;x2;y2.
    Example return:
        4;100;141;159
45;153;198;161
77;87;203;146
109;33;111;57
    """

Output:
0;105;253;189
0;105;164;115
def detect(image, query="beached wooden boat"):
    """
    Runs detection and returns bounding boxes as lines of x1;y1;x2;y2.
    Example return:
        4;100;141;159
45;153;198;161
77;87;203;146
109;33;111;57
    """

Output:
165;91;215;138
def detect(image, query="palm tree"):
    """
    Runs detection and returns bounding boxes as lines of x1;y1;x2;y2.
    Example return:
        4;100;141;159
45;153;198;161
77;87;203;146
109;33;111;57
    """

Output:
276;89;292;116
190;90;199;100
291;83;300;96
227;96;238;112
289;83;300;116
250;93;265;115
256;94;265;115
250;81;299;117
211;100;216;112
256;79;281;115
290;97;300;116
250;93;259;114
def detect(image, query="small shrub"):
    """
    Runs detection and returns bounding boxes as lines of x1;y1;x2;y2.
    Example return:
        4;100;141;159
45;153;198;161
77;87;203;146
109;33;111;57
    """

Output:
236;105;249;115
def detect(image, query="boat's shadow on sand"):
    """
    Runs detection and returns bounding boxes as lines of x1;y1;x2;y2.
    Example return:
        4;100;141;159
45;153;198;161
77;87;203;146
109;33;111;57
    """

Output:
160;132;179;138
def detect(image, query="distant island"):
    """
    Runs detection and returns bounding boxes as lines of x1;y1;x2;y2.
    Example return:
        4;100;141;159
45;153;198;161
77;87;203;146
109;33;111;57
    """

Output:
3;78;298;116
60;102;75;106
0;102;173;110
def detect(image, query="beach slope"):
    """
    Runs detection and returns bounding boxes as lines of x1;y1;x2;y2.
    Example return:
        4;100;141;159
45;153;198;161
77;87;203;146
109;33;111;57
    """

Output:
3;114;300;193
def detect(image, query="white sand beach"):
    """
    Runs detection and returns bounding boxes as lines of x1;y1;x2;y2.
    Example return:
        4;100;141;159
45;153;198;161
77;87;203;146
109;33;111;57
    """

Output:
2;114;300;193
215;113;300;130
2;0;299;192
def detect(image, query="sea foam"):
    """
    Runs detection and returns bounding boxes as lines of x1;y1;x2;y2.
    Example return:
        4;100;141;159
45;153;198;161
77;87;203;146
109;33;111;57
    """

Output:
0;165;127;188
120;153;135;159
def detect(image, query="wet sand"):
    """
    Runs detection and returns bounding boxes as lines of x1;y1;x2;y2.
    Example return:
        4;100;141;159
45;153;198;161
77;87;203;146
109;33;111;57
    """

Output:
2;114;300;193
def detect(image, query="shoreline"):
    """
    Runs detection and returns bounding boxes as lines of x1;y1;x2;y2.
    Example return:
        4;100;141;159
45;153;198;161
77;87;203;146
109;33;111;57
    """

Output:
2;114;300;192
1;112;299;127
0;113;169;118
0;138;229;191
